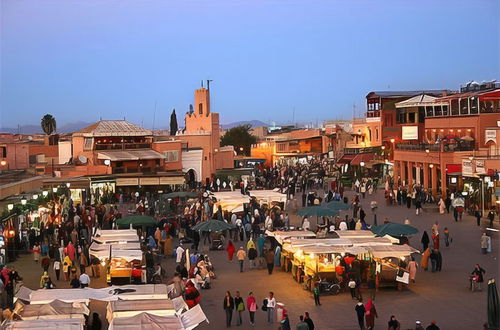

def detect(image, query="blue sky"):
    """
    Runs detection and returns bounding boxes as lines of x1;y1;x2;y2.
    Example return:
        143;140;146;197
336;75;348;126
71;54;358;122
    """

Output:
1;0;499;129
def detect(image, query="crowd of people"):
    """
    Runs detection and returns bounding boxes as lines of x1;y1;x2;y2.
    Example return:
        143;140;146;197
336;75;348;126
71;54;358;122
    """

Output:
0;157;497;329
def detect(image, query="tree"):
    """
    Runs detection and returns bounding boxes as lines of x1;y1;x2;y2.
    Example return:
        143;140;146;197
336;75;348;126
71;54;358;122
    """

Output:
220;124;257;156
169;109;178;136
40;114;56;135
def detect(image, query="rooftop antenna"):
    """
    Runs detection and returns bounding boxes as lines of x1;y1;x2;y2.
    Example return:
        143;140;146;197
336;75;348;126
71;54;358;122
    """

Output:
352;103;356;119
201;80;204;88
207;79;213;90
292;106;295;126
152;100;157;131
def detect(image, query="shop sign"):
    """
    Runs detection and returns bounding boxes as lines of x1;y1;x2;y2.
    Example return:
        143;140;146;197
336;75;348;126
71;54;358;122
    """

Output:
485;129;497;143
462;159;474;176
402;126;418;140
139;177;160;186
116;178;139;186
475;160;486;175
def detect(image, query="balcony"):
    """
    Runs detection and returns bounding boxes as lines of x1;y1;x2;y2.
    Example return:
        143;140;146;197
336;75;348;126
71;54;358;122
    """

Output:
366;110;380;118
95;143;151;150
395;143;474;152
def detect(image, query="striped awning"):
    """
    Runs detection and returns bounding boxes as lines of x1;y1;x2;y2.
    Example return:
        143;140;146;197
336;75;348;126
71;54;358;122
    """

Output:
97;150;164;161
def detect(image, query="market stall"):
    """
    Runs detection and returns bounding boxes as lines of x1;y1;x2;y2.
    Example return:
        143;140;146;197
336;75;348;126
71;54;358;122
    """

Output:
1;316;86;330
249;189;288;204
265;230;316;245
211;191;251;213
367;245;420;289
27;284;170;304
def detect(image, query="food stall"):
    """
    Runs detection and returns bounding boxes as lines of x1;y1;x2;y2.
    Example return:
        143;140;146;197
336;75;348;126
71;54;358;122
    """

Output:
211;191;251;213
249;189;288;209
90;229;143;285
367;245;420;289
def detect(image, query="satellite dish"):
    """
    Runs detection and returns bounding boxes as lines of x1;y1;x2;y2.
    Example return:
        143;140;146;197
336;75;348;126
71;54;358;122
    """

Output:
78;155;88;164
27;136;33;141
104;159;111;166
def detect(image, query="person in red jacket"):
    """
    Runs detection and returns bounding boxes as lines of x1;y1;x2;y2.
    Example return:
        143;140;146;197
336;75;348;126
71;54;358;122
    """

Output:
226;240;236;262
184;280;200;309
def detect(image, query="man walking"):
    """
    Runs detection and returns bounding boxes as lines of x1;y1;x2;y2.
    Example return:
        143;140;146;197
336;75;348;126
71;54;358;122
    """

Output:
355;299;365;330
265;248;275;275
236;246;246;273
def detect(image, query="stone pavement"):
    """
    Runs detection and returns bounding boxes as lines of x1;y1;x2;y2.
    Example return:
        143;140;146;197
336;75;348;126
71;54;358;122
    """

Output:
8;189;499;329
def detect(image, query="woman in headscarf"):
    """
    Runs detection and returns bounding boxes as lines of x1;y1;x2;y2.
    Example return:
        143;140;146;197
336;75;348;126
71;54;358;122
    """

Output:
226;240;236;262
420;231;430;251
364;298;378;330
274;245;281;267
438;197;445;214
247;240;257;269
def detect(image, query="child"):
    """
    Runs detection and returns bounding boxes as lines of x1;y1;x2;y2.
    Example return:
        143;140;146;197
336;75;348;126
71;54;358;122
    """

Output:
444;227;451;247
313;283;321;306
33;244;40;262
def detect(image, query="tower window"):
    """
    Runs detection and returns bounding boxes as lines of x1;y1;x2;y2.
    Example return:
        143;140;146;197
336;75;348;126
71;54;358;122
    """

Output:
199;103;203;114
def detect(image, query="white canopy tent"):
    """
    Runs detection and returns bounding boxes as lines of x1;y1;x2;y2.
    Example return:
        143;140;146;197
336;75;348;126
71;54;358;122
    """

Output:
13;300;90;319
108;304;208;330
249;189;288;204
211;191;251;213
106;299;176;322
367;245;420;259
28;285;169;304
266;230;316;245
90;242;141;252
90;248;143;262
2;315;85;329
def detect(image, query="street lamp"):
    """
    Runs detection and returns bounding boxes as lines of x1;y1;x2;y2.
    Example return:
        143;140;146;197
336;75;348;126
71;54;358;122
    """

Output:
390;138;395;144
21;198;27;205
381;146;385;150
33;194;38;200
425;149;430;154
429;164;434;168
7;204;13;211
42;191;48;197
66;182;71;188
360;161;365;167
52;187;58;193
0;160;6;166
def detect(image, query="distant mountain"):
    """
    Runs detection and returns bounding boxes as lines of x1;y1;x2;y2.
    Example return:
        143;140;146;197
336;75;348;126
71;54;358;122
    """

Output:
221;120;268;130
0;121;92;134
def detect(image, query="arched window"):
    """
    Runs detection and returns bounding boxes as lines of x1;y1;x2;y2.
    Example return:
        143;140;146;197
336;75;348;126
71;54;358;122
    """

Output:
199;103;203;114
375;128;379;141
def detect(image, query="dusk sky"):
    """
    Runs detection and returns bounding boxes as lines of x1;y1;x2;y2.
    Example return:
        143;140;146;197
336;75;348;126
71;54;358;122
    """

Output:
1;0;499;129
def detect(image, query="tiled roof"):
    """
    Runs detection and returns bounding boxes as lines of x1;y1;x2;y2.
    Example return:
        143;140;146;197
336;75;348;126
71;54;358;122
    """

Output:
74;120;152;137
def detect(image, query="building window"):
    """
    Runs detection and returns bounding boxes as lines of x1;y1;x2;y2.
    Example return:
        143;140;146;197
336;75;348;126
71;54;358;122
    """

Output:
368;129;372;141
469;97;478;114
434;106;442;116
277;143;286;152
442;105;448;116
198;103;203;114
460;98;469;115
451;99;459;115
425;106;433;117
164;150;179;162
408;112;416;123
375;128;379;141
397;109;406;123
84;138;93;150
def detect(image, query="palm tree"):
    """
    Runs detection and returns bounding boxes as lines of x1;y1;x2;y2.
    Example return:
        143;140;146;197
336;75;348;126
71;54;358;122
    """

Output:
40;114;56;135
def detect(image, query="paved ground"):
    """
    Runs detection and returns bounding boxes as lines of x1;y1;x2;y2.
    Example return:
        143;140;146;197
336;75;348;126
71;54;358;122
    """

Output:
9;189;499;329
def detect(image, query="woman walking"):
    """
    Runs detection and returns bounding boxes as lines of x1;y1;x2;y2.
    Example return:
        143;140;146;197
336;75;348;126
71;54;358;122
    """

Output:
226;241;236;262
471;264;486;290
421;231;430;251
223;291;234;327
246;292;257;326
421;247;430;271
234;291;244;326
364;298;378;330
408;257;418;283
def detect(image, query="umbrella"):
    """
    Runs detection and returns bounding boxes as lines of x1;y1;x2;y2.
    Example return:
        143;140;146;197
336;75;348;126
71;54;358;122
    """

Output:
163;191;198;199
297;205;340;217
325;200;350;211
488;278;499;330
116;215;157;229
371;223;419;237
191;219;236;232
